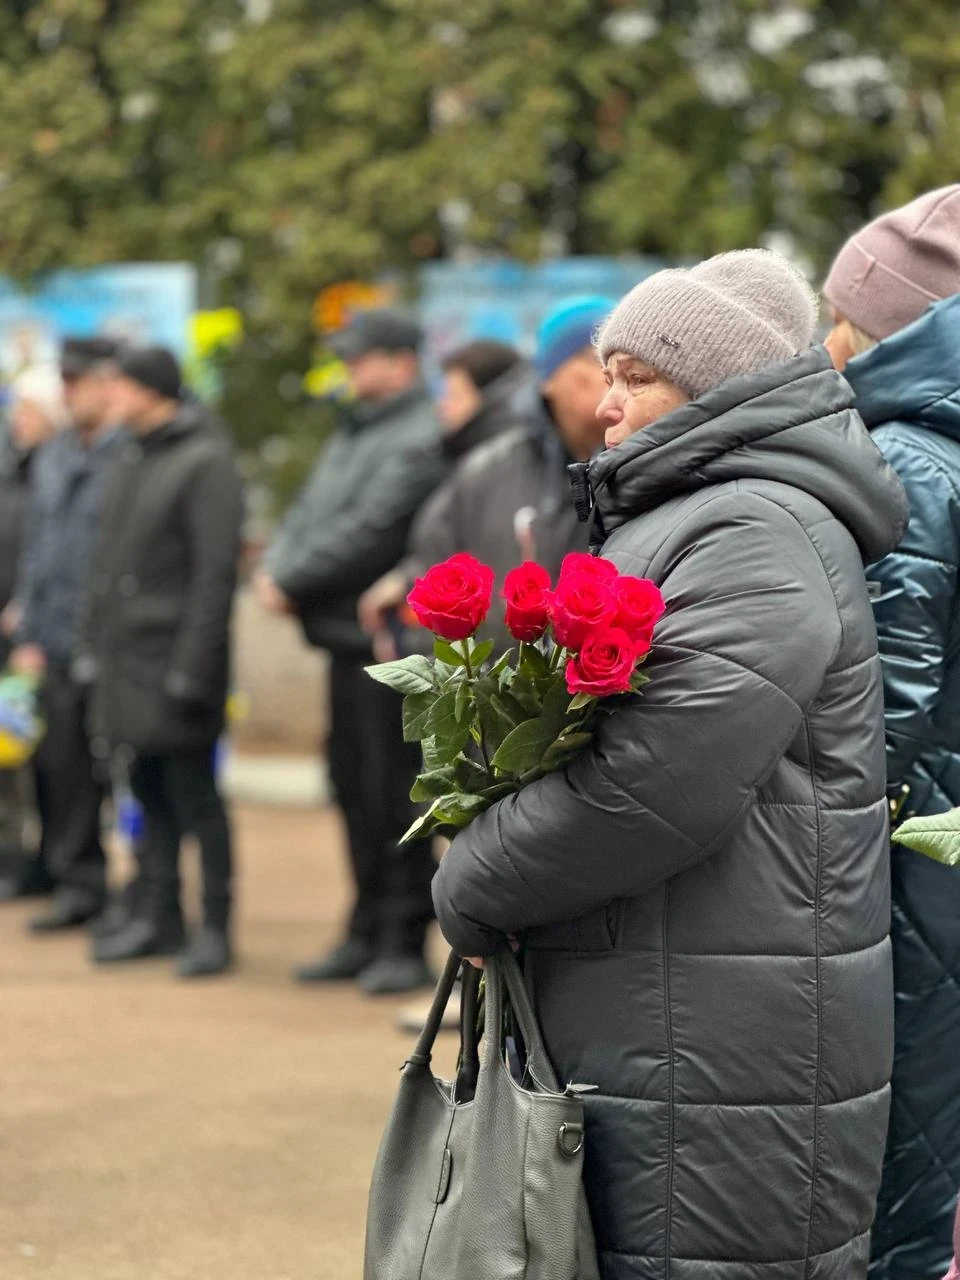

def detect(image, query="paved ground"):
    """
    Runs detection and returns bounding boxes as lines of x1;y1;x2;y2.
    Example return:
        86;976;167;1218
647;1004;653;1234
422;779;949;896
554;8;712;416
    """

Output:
0;805;455;1280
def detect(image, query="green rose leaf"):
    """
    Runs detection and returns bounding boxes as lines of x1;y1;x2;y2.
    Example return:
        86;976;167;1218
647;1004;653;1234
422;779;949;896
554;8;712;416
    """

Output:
402;790;490;842
434;638;466;667
491;714;565;776
366;654;435;696
519;643;551;681
410;767;458;802
892;807;960;865
543;730;594;766
427;689;472;757
402;690;435;743
454;677;473;724
567;691;596;714
421;735;447;772
401;809;442;844
469;638;495;668
433;791;489;826
489;649;515;678
454;755;495;793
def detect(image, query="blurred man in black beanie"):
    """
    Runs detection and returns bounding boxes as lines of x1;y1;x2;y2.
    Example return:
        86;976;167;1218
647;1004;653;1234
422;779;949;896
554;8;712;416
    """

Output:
4;337;123;926
76;346;244;978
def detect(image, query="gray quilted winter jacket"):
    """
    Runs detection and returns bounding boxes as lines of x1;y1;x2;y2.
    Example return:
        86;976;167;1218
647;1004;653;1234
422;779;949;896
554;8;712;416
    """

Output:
433;347;909;1280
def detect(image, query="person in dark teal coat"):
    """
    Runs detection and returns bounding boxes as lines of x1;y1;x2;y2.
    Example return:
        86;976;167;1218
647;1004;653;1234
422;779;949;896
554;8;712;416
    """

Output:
825;184;960;1280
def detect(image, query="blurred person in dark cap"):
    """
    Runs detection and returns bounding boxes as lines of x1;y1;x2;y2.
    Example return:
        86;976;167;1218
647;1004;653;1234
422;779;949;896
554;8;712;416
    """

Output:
257;308;446;995
3;338;122;926
76;346;244;978
360;297;613;659
0;366;68;895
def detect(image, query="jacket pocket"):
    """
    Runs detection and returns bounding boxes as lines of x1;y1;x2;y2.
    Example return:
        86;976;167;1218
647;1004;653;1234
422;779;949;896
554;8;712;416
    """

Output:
525;901;622;953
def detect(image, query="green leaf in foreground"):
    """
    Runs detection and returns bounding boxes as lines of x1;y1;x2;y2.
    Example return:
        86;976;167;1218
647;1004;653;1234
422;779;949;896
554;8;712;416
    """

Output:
567;691;596;714
491;715;563;776
400;792;489;843
410;767;457;802
426;689;472;757
366;654;435;696
470;638;495;668
402;690;435;743
892;807;960;866
434;638;466;667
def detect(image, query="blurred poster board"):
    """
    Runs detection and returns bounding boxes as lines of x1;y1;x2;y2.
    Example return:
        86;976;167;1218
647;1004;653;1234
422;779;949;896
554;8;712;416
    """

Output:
0;263;197;381
418;257;665;376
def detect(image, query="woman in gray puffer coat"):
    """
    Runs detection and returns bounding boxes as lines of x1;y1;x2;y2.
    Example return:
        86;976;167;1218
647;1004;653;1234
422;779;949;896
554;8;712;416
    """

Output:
433;251;909;1280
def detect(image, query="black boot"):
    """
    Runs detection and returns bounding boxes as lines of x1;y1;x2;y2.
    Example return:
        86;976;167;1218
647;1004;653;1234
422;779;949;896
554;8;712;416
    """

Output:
0;856;55;901
89;875;146;939
294;938;375;984
359;952;436;996
29;888;103;932
91;911;185;963
177;926;232;978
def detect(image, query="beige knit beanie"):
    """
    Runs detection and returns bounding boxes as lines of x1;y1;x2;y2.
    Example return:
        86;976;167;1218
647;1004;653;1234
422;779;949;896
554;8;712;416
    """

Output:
596;249;818;400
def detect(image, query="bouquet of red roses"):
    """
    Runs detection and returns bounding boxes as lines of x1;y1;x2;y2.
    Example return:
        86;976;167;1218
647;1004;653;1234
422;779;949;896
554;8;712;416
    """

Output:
367;551;665;843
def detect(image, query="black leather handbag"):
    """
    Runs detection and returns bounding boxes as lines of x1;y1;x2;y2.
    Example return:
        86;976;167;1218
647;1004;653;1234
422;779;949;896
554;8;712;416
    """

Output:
364;946;601;1280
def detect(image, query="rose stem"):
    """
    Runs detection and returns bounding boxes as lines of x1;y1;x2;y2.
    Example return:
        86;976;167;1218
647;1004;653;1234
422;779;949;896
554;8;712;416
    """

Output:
461;639;494;777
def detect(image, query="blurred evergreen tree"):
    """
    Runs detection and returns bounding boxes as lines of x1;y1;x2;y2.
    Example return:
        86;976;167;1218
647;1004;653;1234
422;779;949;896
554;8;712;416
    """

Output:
0;0;955;489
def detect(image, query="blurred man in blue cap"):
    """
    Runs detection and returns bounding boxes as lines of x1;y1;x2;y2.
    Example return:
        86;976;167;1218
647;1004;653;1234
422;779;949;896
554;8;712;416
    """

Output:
361;295;615;649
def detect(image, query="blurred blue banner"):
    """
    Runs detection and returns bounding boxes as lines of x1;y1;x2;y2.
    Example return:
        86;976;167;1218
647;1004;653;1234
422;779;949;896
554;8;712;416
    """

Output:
0;263;197;381
418;257;665;372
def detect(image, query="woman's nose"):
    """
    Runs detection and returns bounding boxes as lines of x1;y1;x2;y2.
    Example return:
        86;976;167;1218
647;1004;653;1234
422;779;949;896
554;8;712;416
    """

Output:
596;388;622;425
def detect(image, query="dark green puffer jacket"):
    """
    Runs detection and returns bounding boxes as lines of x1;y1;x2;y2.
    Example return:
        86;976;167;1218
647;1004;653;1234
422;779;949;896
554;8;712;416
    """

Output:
847;295;960;1280
434;347;908;1280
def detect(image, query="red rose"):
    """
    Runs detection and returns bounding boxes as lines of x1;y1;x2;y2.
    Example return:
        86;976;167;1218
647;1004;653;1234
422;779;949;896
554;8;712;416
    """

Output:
565;627;639;697
502;562;553;642
613;576;665;653
407;553;495;642
558;552;618;583
548;570;618;651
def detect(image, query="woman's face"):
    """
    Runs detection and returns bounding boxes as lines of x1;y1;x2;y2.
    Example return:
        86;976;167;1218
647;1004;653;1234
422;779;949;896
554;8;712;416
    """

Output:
596;352;689;449
437;366;482;434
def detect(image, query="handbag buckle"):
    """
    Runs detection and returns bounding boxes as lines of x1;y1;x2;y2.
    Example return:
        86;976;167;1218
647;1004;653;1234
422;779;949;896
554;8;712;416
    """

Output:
558;1123;584;1158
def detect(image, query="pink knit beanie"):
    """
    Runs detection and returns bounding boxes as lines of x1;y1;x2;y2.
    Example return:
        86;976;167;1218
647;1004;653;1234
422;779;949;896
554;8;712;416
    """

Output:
823;185;960;341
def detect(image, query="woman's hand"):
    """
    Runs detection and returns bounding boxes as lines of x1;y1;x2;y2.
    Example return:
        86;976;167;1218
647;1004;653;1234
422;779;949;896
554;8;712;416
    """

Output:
464;936;518;969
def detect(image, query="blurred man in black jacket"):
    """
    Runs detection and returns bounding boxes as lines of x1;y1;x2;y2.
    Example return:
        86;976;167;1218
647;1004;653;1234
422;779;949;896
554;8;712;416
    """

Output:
78;347;244;978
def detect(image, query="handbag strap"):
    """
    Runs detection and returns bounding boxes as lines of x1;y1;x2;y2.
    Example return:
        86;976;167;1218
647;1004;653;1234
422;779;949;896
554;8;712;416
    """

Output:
483;946;561;1093
406;950;462;1068
455;963;483;1102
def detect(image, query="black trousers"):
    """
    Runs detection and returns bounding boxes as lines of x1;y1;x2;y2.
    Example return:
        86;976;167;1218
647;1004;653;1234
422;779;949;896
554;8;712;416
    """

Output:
130;749;233;930
329;655;436;956
33;665;105;905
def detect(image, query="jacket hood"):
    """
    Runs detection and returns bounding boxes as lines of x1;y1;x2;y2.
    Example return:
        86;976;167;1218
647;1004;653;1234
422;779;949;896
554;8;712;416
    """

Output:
588;344;908;564
842;294;960;442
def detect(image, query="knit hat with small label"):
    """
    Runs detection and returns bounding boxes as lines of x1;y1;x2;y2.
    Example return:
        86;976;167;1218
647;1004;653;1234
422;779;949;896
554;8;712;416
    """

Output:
596;249;818;400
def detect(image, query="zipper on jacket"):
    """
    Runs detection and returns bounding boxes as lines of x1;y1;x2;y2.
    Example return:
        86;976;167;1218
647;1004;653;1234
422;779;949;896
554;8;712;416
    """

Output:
567;462;607;552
